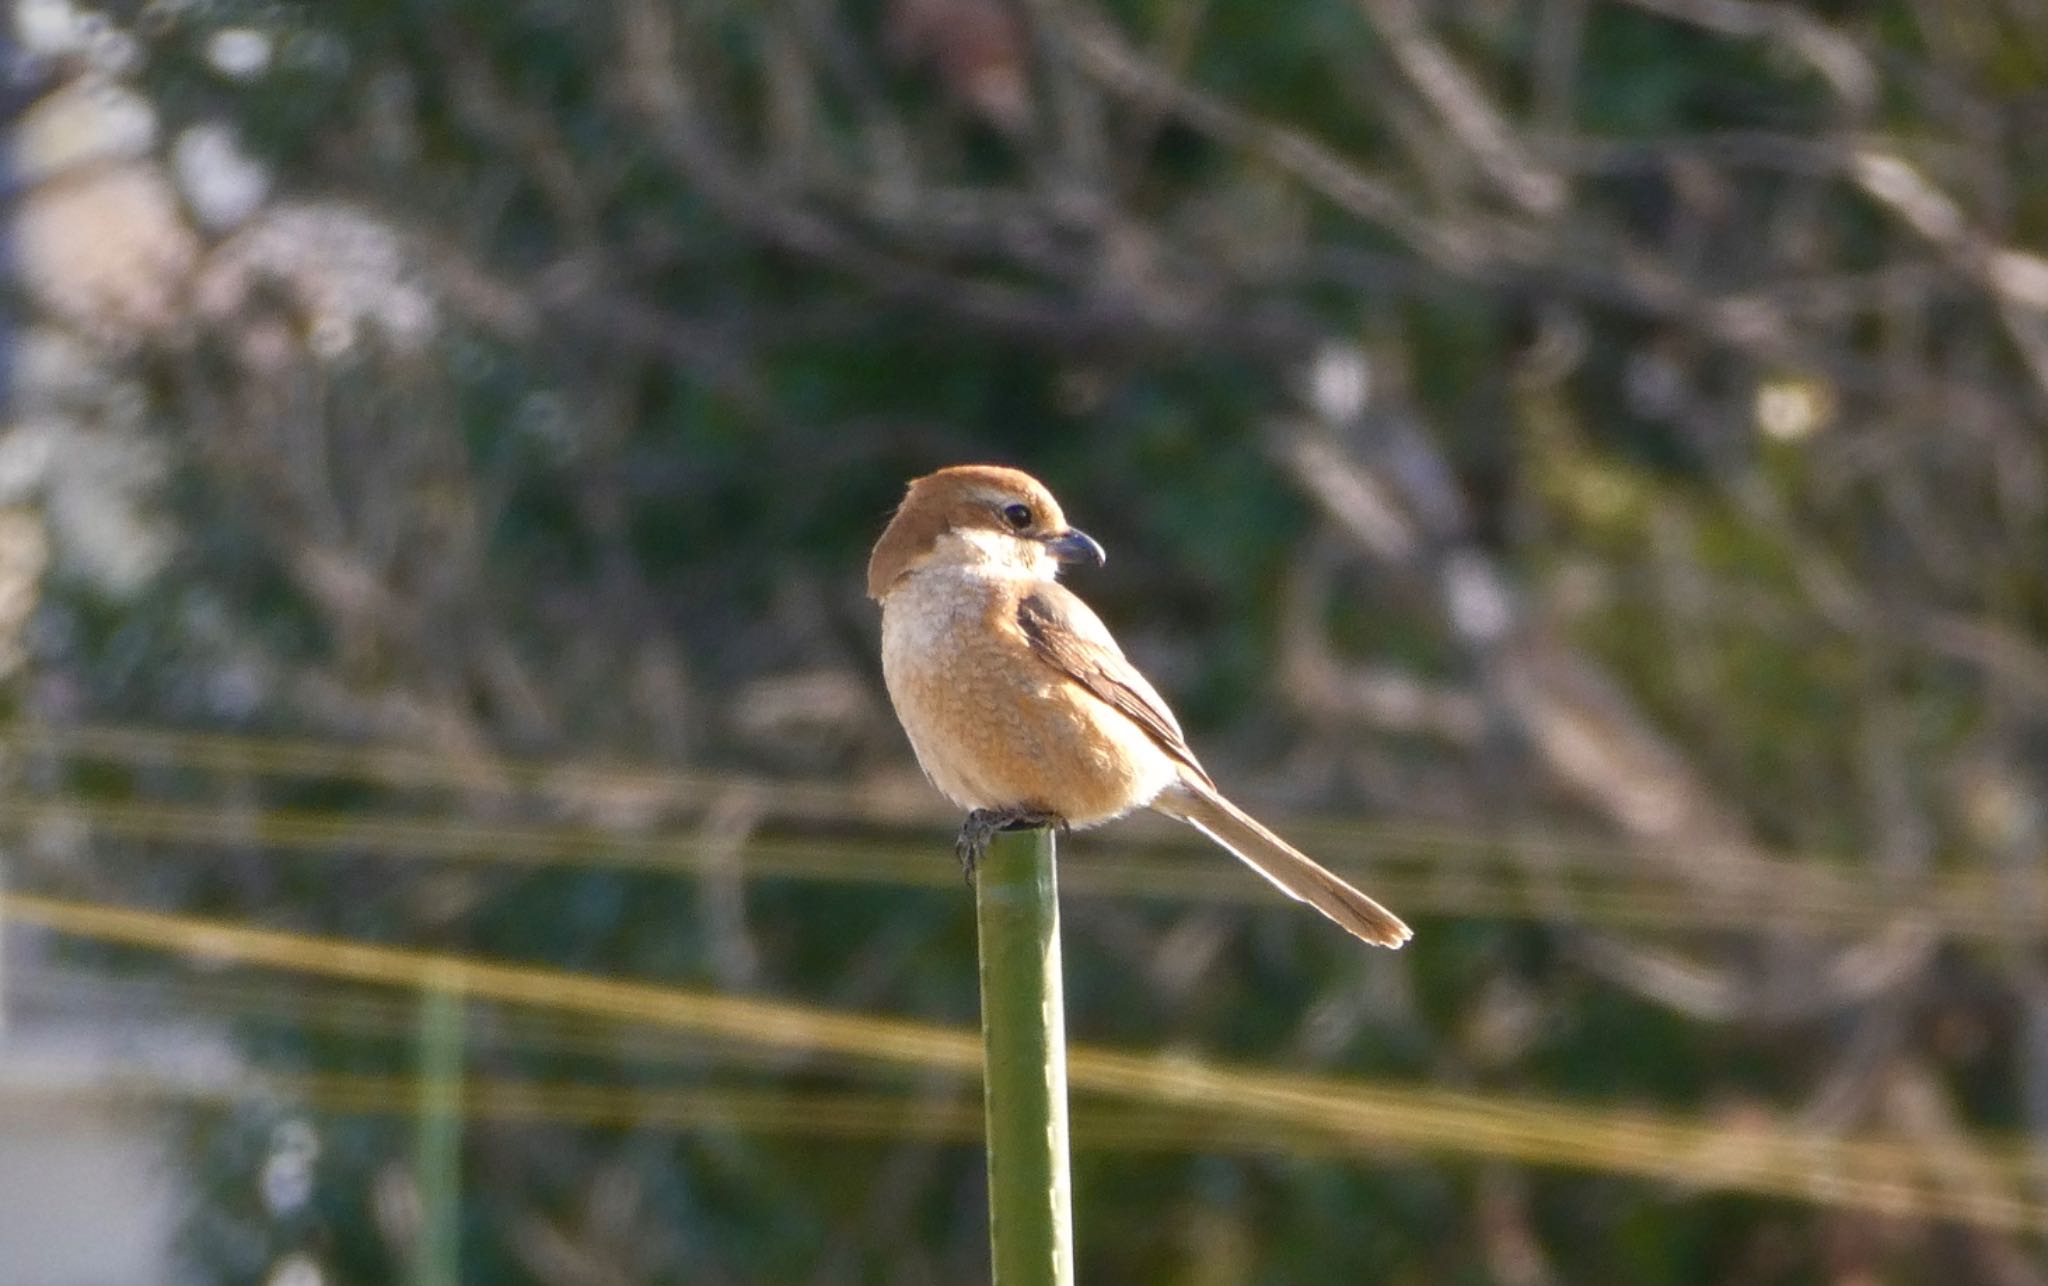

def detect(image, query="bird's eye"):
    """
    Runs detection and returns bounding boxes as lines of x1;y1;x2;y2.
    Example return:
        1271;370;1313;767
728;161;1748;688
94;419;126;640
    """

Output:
1001;503;1034;530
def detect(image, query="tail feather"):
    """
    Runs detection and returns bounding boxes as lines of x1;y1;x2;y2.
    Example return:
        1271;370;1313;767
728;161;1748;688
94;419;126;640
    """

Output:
1154;780;1411;948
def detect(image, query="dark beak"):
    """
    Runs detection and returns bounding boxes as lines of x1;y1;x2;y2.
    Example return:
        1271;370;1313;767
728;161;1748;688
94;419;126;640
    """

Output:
1043;528;1106;568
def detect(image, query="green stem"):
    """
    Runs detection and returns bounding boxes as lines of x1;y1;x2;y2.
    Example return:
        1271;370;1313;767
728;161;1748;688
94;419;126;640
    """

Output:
975;825;1076;1286
412;973;464;1286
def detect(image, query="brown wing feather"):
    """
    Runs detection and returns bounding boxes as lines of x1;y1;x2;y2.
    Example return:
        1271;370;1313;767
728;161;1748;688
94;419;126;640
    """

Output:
1016;586;1215;790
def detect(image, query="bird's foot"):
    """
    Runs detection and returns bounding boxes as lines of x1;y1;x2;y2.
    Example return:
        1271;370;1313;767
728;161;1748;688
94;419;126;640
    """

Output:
955;808;1070;885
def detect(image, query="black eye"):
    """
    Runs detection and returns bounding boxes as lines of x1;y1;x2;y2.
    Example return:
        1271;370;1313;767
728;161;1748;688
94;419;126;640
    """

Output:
1001;503;1034;530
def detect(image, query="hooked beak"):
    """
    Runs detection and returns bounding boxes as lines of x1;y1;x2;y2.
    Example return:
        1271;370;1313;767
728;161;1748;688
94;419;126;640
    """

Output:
1042;528;1106;568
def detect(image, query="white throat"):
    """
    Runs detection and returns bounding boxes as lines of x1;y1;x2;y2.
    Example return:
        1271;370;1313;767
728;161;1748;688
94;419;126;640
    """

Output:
929;527;1058;582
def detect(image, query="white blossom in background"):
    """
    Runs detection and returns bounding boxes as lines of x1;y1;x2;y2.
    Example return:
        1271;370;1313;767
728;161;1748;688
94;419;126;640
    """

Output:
13;165;199;340
0;420;59;501
1308;342;1372;422
39;425;172;594
174;122;272;230
265;1253;325;1286
0;419;169;597
205;25;274;80
1;330;172;602
1755;375;1832;443
11;55;198;342
260;1119;320;1217
6;328;163;595
197;202;439;357
0;9;180;626
12;77;158;183
14;0;85;54
1445;549;1514;645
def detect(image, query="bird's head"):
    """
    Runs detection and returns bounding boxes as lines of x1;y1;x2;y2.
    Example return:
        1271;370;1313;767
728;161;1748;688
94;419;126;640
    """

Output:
867;464;1105;599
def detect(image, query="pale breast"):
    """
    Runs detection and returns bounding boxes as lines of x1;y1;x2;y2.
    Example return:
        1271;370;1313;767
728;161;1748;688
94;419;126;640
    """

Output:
879;569;1179;824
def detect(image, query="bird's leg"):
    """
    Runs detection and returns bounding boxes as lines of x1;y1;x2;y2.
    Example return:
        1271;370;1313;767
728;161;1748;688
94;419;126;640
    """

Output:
955;807;1070;885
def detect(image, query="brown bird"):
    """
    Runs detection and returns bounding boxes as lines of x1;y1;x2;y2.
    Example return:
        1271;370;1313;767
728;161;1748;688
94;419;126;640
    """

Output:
868;464;1411;948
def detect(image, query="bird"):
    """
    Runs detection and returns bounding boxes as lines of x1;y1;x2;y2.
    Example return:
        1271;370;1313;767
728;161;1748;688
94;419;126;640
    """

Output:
867;464;1411;948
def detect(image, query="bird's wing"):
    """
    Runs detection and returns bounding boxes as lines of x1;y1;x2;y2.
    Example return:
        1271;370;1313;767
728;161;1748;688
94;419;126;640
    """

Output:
1015;583;1215;790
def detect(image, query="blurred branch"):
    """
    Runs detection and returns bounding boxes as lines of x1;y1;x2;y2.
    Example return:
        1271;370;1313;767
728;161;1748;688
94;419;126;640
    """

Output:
1054;6;1478;266
610;0;1299;357
1278;555;1489;746
1354;0;1566;215
1882;1062;2048;1286
1276;383;1950;1019
1614;0;1879;113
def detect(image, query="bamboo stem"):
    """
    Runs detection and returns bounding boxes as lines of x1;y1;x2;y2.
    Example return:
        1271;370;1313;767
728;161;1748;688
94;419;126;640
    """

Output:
975;824;1076;1286
412;974;464;1286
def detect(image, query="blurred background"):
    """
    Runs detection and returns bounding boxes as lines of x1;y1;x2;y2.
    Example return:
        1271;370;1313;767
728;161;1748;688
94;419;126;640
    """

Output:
4;0;2048;1281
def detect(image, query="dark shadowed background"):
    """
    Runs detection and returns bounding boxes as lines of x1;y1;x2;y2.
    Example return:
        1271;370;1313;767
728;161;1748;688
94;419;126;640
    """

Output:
6;0;2048;1281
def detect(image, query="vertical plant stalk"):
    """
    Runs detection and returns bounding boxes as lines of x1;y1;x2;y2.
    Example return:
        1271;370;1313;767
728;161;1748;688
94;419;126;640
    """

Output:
412;972;465;1286
975;825;1077;1286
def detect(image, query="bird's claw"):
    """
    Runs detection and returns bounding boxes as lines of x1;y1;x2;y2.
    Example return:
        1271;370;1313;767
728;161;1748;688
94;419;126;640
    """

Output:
955;807;1069;886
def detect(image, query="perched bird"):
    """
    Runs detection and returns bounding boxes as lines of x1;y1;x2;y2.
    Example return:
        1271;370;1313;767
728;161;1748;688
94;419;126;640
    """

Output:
868;464;1411;948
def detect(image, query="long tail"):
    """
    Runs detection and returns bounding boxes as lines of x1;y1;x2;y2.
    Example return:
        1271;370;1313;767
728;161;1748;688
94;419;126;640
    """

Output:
1153;779;1411;948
